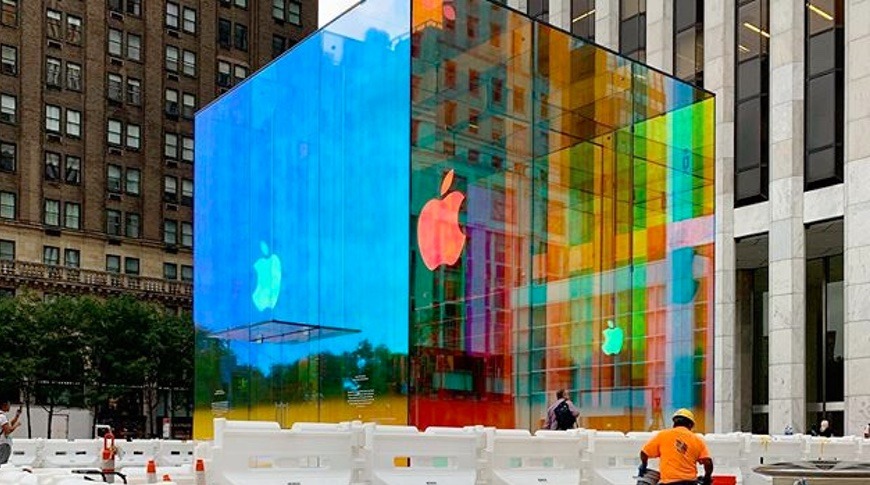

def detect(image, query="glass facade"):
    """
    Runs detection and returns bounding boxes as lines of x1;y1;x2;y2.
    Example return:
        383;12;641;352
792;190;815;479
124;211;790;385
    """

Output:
194;0;715;438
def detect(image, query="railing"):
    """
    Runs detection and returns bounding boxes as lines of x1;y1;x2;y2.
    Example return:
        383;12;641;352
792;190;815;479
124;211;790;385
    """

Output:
0;260;192;302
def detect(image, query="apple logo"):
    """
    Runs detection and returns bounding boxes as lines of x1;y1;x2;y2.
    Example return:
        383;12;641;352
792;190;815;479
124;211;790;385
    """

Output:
417;169;466;271
601;320;624;356
252;241;281;311
671;247;699;304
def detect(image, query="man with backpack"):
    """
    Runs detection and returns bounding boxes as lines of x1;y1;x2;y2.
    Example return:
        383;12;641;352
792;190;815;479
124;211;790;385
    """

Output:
544;389;580;430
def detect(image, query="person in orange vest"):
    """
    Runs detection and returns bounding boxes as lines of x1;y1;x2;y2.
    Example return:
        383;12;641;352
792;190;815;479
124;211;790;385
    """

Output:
638;409;713;485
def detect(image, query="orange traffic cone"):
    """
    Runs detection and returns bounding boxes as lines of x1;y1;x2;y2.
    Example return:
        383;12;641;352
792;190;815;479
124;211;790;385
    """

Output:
195;459;206;485
146;460;158;483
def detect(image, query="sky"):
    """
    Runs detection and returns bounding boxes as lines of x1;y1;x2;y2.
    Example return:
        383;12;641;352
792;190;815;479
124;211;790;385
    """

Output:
318;0;359;27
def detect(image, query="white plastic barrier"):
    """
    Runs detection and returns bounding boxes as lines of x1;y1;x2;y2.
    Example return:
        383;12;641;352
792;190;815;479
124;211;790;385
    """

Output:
859;439;870;462
40;440;101;469
702;433;744;483
806;436;858;462
486;428;587;485
744;435;806;485
587;431;654;485
366;424;482;485
156;440;195;467
9;440;42;468
116;440;158;469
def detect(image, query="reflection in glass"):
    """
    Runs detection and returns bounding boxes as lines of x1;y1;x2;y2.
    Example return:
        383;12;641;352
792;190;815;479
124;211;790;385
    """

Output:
735;0;769;205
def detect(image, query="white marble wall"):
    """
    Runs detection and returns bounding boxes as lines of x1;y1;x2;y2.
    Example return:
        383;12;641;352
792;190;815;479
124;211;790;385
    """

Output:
645;0;673;72
844;0;870;439
594;0;620;50
767;0;806;434
548;0;570;30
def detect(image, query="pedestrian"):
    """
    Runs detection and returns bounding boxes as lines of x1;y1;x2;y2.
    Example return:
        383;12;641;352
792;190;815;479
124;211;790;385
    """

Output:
863;423;869;439
819;419;833;438
0;399;22;465
638;409;714;485
544;389;579;431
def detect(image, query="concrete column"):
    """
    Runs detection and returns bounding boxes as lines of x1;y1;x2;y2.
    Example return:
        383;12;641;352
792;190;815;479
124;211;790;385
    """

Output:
595;0;620;50
548;0;570;30
767;0;806;434
843;0;870;438
706;0;739;433
508;0;528;14
645;0;673;72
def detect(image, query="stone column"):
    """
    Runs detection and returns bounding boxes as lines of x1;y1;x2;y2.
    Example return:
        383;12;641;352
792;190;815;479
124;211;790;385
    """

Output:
767;0;806;434
645;0;673;72
843;0;870;438
706;0;740;433
594;0;620;50
548;0;570;30
508;0;528;14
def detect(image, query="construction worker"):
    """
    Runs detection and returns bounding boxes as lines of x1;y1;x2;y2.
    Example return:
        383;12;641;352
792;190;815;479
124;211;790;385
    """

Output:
638;409;713;485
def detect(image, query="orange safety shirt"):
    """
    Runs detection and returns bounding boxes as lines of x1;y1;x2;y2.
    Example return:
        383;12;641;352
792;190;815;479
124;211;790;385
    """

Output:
641;427;711;484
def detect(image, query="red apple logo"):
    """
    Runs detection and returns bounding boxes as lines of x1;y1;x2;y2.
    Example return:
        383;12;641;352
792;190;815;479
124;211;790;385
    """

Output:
417;169;466;270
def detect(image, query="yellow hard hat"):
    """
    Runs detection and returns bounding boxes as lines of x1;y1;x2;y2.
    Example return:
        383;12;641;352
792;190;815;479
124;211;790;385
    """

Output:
673;408;695;424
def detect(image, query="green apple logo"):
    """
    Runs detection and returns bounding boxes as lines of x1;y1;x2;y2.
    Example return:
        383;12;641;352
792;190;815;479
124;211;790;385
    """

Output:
601;320;624;356
252;241;281;311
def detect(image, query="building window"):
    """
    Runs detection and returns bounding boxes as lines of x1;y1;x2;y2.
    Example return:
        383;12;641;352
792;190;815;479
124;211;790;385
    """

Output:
127;0;141;16
46;105;61;132
64;202;80;230
125;258;140;276
181;222;193;248
1;45;15;75
1;0;16;27
165;133;178;159
127;33;141;61
126;168;140;195
0;94;15;124
182;136;194;162
106;209;122;236
46;58;62;87
571;0;595;40
107;165;122;193
64;249;80;268
674;0;704;86
234;65;248;84
125;213;140;238
164;176;178;202
47;9;62;39
108;74;122;101
66;62;82;91
182;50;196;77
182;179;193;206
0;240;14;260
66;109;81;138
272;35;285;59
805;0;844;189
182;93;196;119
126;123;140;149
164;219;178;245
165;45;179;72
43;246;60;266
166;2;179;28
234;24;248;51
181;265;193;282
65;156;81;184
164;263;178;280
0;191;14;219
106;255;121;273
45;152;60;180
0;142;14;172
528;0;548;22
620;0;646;61
217;61;231;87
273;0;301;25
183;7;196;34
109;0;122;12
218;19;231;48
735;0;769;205
66;15;82;44
44;199;60;226
127;78;141;105
107;119;122;145
108;29;123;56
165;89;179;116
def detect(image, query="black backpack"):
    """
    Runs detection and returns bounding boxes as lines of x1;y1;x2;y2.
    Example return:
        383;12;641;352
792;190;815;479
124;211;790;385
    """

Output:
554;400;576;430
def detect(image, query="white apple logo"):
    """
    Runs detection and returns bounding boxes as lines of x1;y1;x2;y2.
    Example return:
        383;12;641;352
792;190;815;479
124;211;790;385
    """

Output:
601;320;625;356
252;241;281;311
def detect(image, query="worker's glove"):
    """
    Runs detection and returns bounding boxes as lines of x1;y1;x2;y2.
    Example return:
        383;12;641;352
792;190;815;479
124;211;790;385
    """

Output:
637;464;647;477
698;476;712;485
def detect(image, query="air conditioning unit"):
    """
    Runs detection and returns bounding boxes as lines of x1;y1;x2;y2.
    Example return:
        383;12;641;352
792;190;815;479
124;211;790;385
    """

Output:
168;29;180;38
110;57;124;66
109;147;123;156
167;160;178;168
47;40;62;50
108;193;122;201
168;73;179;82
46;134;62;143
166;204;178;211
110;11;124;21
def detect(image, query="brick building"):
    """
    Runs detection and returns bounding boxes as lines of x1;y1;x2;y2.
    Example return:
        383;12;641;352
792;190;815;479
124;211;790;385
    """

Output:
0;0;316;309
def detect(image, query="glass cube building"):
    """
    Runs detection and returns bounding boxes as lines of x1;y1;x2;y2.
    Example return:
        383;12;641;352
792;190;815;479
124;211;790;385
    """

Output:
194;0;714;438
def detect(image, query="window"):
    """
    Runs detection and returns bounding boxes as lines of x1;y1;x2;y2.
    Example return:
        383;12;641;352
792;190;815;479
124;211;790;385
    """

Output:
66;109;81;138
467;16;478;39
272;0;285;20
64;202;80;229
234;65;248;83
66;62;82;91
44;199;60;226
165;45;179;71
183;50;196;76
127;78;141;105
571;0;595;40
528;0;548;21
108;29;123;56
126;123;140;149
218;19;231;48
805;0;844;189
107;119;122;145
106;255;121;273
125;213;140;238
0;94;15;123
0;240;13;260
620;0;646;61
1;0;16;27
288;1;302;25
183;7;196;34
234;24;248;51
64;249;80;268
0;191;14;219
45;152;61;180
47;9;62;39
235;0;248;7
469;70;481;96
165;89;179;116
106;209;122;236
66;15;82;44
46;105;61;132
109;0;123;12
272;35;285;59
166;2;179;28
164;219;178;245
1;45;15;75
126;168;140;195
182;179;193;206
65;156;81;184
165;133;179;158
0;142;14;172
108;74;122;101
735;0;769;205
43;246;60;266
164;263;178;280
181;265;193;282
181;222;193;248
107;165;122;192
127;0;141;16
182;136;194;162
217;61;231;86
127;33;141;61
182;93;196;118
46;58;62;86
125;257;139;276
164;176;178;202
674;0;704;86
